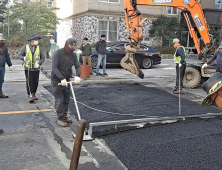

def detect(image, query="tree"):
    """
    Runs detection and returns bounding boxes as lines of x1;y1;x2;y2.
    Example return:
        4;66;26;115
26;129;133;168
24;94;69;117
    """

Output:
3;0;58;48
0;0;7;23
149;15;181;47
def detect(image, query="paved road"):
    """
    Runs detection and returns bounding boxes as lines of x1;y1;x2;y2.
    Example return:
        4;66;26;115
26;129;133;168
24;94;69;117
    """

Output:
1;58;220;170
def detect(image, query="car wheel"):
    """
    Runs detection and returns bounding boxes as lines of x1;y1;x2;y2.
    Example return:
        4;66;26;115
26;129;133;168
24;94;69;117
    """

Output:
91;56;98;69
183;66;201;89
141;57;153;69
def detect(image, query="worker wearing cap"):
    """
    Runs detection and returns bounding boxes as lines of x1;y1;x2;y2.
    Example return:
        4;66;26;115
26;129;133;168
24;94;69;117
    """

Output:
172;38;187;94
19;34;45;102
0;33;12;98
202;42;222;73
51;38;81;127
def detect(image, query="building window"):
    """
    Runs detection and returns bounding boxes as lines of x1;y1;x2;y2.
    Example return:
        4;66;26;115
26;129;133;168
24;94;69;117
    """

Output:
47;2;53;8
98;0;119;3
166;7;179;15
215;0;222;9
98;20;118;41
143;36;149;42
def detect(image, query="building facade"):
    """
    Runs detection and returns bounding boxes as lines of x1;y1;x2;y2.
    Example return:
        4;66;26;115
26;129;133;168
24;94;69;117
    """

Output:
56;0;180;47
56;0;222;49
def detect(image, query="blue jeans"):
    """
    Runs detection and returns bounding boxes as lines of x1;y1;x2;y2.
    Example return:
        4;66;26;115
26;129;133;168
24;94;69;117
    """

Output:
0;67;5;93
96;54;107;74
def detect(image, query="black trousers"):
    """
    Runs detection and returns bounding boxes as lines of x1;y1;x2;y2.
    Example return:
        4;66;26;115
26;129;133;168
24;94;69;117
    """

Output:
51;80;70;120
25;69;40;95
175;64;186;89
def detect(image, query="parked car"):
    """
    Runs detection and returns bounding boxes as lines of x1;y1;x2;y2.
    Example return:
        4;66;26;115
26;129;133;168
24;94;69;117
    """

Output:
79;41;161;69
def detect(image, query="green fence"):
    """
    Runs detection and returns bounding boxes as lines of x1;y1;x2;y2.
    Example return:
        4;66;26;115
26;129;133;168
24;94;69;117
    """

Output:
72;52;81;76
50;43;59;59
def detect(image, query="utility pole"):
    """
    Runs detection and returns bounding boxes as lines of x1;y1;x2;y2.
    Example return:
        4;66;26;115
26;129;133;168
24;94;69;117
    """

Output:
6;0;13;37
7;14;9;37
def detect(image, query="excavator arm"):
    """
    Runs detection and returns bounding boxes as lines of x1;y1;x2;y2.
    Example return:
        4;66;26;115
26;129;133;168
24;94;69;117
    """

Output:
121;0;215;78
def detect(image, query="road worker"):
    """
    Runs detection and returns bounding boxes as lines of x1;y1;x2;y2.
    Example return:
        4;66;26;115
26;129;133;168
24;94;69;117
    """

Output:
19;34;45;102
202;42;222;73
0;33;12;98
172;38;187;94
51;38;81;127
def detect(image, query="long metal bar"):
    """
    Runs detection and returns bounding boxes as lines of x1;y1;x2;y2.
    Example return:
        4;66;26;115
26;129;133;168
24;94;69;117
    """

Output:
69;82;81;120
178;64;181;115
69;119;86;170
88;112;222;138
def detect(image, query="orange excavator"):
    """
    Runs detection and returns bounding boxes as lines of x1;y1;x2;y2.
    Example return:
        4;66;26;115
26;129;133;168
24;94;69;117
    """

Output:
121;0;217;82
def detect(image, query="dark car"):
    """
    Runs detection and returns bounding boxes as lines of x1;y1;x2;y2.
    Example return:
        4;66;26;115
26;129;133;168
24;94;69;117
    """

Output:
79;41;161;69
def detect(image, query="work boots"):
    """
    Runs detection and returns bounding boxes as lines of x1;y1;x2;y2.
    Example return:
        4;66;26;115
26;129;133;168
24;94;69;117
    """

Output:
0;129;3;134
64;118;73;124
0;92;8;98
29;95;34;103
172;88;182;94
32;93;38;100
29;93;38;103
57;119;68;127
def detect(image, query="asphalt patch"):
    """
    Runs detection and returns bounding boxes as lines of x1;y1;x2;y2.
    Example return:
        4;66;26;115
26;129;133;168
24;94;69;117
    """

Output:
102;118;222;170
44;83;221;131
44;83;222;170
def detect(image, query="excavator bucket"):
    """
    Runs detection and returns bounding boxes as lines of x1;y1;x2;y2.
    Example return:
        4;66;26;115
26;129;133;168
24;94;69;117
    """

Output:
120;45;144;79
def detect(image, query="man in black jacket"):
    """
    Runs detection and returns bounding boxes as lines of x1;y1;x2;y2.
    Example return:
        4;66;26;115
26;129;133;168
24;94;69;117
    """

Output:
51;38;81;127
0;33;12;98
95;35;107;76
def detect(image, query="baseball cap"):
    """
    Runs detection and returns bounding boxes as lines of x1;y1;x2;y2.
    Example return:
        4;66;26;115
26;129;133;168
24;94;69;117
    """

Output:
172;38;180;44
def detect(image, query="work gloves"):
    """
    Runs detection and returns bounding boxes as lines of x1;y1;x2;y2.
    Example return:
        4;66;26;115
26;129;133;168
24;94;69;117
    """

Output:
61;77;81;87
23;57;27;61
70;76;81;84
9;66;13;71
202;63;208;69
34;63;40;68
61;79;68;87
178;63;182;67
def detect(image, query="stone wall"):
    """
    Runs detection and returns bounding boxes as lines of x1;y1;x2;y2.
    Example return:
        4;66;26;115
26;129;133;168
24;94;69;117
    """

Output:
57;15;161;47
56;19;73;48
8;49;21;59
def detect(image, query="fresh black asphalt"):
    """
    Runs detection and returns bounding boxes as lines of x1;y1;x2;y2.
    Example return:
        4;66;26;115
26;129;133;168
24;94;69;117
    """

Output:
45;83;222;170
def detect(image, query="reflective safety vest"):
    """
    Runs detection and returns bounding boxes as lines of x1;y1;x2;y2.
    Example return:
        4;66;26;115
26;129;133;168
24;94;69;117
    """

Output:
173;46;187;64
24;45;40;68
